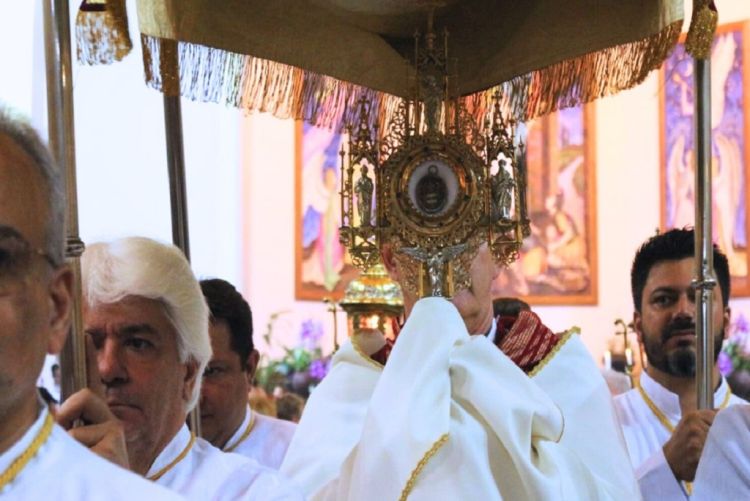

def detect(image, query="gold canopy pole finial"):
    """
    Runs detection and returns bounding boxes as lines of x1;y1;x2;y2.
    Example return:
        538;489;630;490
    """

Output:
687;0;718;411
323;298;340;351
43;0;87;400
614;319;635;386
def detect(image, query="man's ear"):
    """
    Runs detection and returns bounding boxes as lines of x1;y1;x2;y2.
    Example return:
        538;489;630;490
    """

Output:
381;244;399;280
245;349;260;385
47;265;74;355
723;306;732;340
632;310;643;342
182;359;200;403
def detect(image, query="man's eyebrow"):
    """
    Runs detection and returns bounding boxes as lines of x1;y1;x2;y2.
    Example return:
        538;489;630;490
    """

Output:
118;324;159;336
0;225;25;240
649;285;692;295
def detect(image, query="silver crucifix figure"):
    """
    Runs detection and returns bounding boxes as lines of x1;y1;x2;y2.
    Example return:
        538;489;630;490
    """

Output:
400;243;468;297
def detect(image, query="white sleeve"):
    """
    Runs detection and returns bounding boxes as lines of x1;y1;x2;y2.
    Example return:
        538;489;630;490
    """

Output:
693;404;750;500
634;447;687;500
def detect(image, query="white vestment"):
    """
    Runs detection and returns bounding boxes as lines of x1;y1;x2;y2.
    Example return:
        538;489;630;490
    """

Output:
0;406;180;500
692;404;750;500
614;371;746;500
281;298;639;500
149;424;302;500
225;405;296;469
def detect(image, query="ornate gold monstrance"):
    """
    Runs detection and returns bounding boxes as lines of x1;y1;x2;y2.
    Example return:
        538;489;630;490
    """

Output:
339;19;529;298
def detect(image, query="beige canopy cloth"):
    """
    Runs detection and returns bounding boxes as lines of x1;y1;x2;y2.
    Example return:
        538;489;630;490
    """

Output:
133;0;684;127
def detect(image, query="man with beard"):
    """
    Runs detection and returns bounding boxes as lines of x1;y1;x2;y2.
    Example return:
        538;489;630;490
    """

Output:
614;228;747;500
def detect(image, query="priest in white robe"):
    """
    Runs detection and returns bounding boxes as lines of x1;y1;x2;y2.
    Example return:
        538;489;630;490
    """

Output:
282;243;639;500
78;238;302;500
0;108;178;499
145;418;298;500
218;403;296;469
200;279;296;469
615;371;743;499
613;228;747;500
692;404;750;499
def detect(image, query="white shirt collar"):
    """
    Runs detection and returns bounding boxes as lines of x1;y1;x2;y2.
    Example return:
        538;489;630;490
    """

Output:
484;317;498;343
224;404;253;451
639;370;731;420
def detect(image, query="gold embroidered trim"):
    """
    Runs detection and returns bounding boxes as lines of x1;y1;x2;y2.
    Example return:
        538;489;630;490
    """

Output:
0;410;54;492
139;19;681;129
635;380;732;495
528;328;579;378
224;407;257;453
399;433;449;501
350;337;385;370
147;433;196;481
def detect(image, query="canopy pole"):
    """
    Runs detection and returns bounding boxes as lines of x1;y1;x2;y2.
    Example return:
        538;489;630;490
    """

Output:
163;95;191;258
692;57;715;411
43;0;87;400
162;92;201;435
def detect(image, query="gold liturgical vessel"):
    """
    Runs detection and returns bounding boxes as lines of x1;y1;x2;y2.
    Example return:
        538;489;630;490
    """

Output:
340;263;404;340
338;15;530;299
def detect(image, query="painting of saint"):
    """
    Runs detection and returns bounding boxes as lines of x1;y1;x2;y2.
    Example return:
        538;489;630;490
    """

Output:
662;23;750;295
295;122;358;300
492;104;597;304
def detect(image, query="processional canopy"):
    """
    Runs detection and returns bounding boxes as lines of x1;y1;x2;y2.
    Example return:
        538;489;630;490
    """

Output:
77;0;685;296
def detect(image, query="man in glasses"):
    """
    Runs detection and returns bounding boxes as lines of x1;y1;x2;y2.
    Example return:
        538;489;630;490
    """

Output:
0;106;179;498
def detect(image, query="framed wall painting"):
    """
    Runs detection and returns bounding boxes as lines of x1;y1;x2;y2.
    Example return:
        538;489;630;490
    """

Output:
660;22;750;296
295;121;359;300
491;104;598;305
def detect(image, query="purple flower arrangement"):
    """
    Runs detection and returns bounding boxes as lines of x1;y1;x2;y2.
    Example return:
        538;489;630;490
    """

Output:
255;318;332;398
719;313;750;377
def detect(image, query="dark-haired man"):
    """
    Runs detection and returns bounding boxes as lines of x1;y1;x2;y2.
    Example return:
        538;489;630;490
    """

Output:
200;278;296;469
614;228;747;500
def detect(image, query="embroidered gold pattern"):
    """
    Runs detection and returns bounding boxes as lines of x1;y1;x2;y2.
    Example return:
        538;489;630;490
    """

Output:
528;328;579;378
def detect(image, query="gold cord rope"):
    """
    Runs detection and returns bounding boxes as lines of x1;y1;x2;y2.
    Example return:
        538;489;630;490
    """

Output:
398;433;449;501
147;433;196;482
0;410;54;492
224;409;256;453
635;380;732;495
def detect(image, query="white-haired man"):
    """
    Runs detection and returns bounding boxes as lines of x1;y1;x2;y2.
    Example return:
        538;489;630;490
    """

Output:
0;106;179;499
80;237;301;500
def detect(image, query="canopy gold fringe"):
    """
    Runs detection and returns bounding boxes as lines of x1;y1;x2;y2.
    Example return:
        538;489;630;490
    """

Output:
463;19;684;125
75;0;132;65
141;18;682;130
141;35;402;132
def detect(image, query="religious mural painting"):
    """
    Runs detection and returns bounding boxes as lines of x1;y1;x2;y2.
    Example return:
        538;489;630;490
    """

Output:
491;104;598;305
661;22;750;296
295;121;358;300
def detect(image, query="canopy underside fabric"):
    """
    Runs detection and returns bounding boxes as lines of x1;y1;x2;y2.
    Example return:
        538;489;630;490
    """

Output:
135;0;684;127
